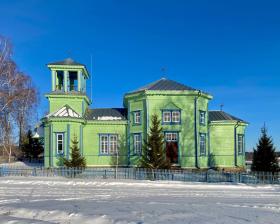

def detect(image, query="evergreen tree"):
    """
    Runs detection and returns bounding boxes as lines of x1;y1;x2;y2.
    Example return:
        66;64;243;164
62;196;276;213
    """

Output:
140;114;170;169
63;135;86;168
21;130;44;160
251;125;279;172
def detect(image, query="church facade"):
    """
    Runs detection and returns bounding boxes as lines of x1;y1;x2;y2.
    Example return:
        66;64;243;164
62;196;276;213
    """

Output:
42;58;248;169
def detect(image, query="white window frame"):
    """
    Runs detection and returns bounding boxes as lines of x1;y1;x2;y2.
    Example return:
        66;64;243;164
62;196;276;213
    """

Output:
100;134;118;155
165;132;178;142
172;111;181;123
133;133;142;155
100;135;109;154
109;135;118;154
200;133;206;155
56;133;64;155
200;111;206;125
163;111;171;123
238;134;244;154
134;111;141;124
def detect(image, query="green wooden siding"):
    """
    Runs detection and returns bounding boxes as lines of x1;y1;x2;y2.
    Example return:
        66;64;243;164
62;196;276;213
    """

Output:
43;64;247;169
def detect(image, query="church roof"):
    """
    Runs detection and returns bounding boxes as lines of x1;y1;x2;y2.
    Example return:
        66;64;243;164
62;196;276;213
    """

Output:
209;111;247;123
85;108;127;121
128;78;198;94
48;58;85;66
47;58;90;78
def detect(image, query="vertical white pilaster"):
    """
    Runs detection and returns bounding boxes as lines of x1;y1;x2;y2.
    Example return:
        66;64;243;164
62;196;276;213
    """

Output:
51;70;56;91
84;76;86;93
64;70;68;92
80;73;83;92
78;70;81;91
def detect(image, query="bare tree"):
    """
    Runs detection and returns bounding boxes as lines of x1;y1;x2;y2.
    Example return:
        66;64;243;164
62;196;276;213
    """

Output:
0;35;38;162
0;36;14;113
13;74;38;149
0;35;12;73
0;60;20;162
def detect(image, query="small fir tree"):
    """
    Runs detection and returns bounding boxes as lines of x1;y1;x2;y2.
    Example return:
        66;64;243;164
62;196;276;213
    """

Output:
140;114;170;169
21;130;44;160
251;125;279;172
63;135;86;168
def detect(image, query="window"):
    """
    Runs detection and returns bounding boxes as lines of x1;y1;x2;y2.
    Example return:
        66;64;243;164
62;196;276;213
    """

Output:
200;133;206;156
200;111;206;125
69;71;78;91
162;110;180;124
109;135;118;154
172;111;180;123
163;111;171;123
100;135;109;154
133;133;142;155
56;71;64;90
56;133;64;155
238;134;244;154
165;132;178;142
100;134;118;155
133;111;141;124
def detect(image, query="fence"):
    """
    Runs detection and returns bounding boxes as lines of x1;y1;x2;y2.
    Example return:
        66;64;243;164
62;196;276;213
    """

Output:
0;165;279;184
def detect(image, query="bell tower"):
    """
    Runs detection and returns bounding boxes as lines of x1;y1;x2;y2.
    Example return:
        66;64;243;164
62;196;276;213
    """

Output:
46;58;91;116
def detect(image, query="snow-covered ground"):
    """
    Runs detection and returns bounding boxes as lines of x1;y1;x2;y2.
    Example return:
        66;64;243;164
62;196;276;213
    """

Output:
0;177;279;224
0;161;43;168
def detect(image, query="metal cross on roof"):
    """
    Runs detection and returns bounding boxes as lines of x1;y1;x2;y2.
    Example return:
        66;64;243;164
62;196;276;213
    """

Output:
220;103;224;111
161;67;167;77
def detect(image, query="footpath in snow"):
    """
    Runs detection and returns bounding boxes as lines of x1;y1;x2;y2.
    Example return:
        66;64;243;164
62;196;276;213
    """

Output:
0;176;279;224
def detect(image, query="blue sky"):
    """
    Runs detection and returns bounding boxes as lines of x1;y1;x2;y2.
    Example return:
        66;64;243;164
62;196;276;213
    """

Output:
0;0;279;151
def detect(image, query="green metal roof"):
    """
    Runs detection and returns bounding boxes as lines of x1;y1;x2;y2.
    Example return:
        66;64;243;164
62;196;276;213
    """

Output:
85;108;127;120
48;58;85;66
209;111;247;123
129;78;197;94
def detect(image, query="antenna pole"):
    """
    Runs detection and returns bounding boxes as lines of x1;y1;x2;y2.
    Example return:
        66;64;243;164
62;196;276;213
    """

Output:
90;54;93;104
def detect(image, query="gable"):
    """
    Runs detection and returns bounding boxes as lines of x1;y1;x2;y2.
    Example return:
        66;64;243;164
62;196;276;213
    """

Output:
46;105;81;118
162;102;181;110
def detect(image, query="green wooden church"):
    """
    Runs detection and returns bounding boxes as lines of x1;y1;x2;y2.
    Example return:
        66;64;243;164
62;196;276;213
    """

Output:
41;58;248;169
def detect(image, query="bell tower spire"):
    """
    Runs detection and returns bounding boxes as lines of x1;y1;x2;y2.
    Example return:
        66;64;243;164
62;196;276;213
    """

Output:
47;58;89;93
46;58;91;116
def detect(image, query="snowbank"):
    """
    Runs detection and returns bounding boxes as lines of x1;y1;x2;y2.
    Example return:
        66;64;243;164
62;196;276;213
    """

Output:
0;177;279;224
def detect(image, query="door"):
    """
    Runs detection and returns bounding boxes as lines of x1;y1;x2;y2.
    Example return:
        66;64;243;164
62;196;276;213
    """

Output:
165;132;179;164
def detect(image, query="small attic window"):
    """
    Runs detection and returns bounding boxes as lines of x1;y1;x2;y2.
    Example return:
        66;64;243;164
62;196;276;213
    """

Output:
69;71;78;91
